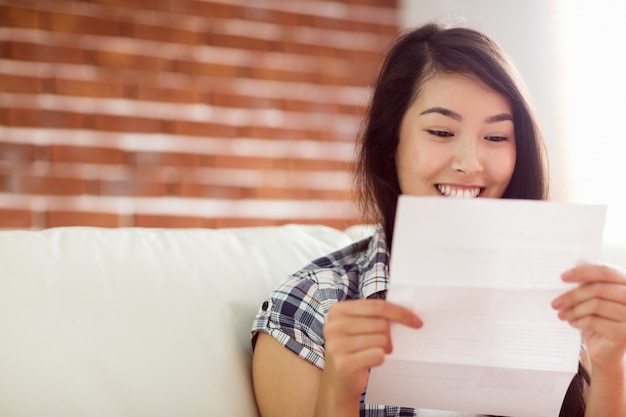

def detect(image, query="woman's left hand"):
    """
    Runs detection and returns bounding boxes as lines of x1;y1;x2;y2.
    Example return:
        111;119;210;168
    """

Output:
552;263;626;371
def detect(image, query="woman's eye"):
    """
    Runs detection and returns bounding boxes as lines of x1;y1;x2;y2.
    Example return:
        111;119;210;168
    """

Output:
485;136;509;142
427;129;453;138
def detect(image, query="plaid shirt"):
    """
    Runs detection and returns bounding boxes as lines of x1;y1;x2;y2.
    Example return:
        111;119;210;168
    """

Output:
251;227;463;416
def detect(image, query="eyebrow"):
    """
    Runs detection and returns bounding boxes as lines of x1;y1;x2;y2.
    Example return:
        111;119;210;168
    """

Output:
419;106;513;123
420;107;461;121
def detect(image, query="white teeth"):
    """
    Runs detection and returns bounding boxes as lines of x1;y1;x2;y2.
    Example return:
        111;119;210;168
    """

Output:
437;184;480;198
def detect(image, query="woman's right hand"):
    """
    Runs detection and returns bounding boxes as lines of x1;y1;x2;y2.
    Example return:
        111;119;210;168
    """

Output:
317;299;423;411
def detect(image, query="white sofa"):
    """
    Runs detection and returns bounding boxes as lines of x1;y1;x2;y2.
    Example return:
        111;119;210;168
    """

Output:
1;224;624;417
0;224;374;417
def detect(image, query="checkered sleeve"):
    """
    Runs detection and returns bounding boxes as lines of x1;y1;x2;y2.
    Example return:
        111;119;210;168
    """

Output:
251;269;330;369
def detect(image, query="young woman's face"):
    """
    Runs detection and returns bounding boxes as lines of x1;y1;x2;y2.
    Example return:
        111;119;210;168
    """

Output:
396;73;516;198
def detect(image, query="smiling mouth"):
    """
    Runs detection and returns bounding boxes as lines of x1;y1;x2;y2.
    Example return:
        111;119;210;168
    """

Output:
436;184;483;198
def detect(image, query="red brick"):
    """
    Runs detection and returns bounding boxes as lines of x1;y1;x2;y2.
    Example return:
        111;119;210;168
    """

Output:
211;154;275;170
283;99;338;114
199;217;218;228
98;179;168;196
0;143;37;165
286;217;355;230
0;73;45;94
249;65;316;84
214;217;282;228
337;102;366;116
310;15;349;31
262;9;299;26
211;91;284;110
0;5;41;29
280;41;339;59
239;6;274;22
362;0;397;6
6;41;86;64
316;62;366;87
251;187;352;200
249;186;311;200
164;0;194;14
202;2;396;37
349;61;382;85
77;0;163;11
47;210;121;228
187;1;231;19
347;48;388;63
93;114;163;133
209;33;271;52
122;70;159;87
12;174;86;195
0;0;399;233
179;183;246;199
131;22;199;45
49;11;122;36
50;145;125;164
83;179;100;195
5;108;84;129
306;127;354;142
93;50;165;72
129;151;201;167
133;213;205;228
359;21;399;37
53;77;126;98
168;120;238;138
242;125;307;140
294;12;317;28
0;208;33;229
135;85;201;103
173;60;241;78
281;158;353;172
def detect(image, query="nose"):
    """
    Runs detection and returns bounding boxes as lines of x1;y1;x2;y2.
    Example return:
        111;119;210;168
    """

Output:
450;137;483;175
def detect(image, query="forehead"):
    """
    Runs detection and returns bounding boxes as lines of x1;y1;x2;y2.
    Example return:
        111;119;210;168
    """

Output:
412;72;512;115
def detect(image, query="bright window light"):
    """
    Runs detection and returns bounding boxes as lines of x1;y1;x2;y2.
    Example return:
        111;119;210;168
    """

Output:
559;0;626;245
559;0;626;203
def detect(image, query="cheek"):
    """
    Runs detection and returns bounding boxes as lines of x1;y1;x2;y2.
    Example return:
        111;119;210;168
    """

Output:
396;142;447;192
495;147;517;182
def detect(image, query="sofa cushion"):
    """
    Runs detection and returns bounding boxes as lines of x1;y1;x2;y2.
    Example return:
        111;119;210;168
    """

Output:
0;225;355;417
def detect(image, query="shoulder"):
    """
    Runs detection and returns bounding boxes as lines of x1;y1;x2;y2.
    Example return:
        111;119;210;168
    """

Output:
296;238;371;283
286;227;389;303
251;227;388;367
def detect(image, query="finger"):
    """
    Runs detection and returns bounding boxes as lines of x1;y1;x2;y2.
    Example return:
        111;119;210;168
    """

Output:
562;263;626;285
329;347;387;375
558;297;626;323
329;299;422;328
567;315;626;343
337;316;390;336
553;282;626;310
324;316;390;345
325;333;392;356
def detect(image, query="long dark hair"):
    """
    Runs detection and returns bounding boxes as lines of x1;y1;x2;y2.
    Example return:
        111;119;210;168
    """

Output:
355;23;548;246
354;23;587;417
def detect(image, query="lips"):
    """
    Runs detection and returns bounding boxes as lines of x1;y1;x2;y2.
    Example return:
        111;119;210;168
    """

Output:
436;184;483;198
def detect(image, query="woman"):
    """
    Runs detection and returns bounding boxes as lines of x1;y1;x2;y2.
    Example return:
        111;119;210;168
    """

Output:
251;23;626;417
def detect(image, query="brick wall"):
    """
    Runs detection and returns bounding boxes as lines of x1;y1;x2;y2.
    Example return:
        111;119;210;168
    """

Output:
0;0;399;229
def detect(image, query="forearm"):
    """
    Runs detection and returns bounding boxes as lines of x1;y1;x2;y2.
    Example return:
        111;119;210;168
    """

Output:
585;358;626;417
313;373;361;417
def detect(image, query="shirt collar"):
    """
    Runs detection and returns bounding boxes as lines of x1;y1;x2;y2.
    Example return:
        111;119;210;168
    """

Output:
359;226;390;299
